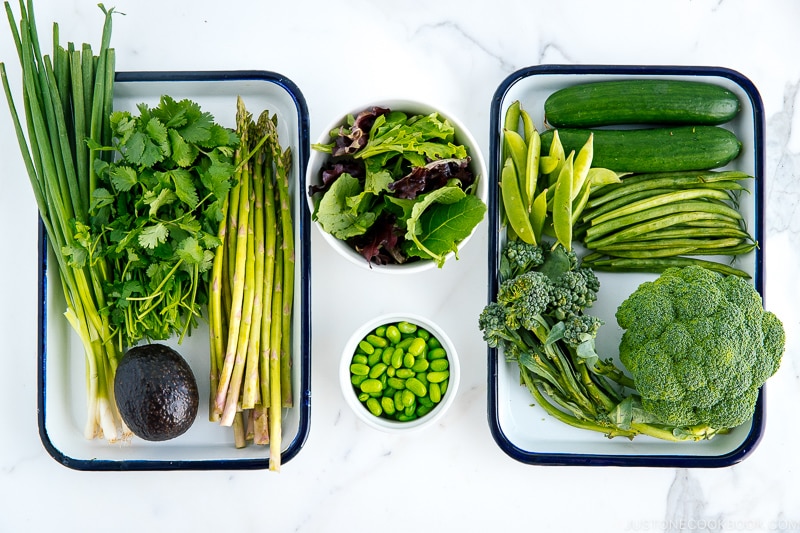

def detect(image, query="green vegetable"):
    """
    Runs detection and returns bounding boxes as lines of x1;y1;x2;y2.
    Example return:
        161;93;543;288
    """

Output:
92;95;240;347
544;79;741;127
500;157;536;244
500;101;620;251
310;107;485;267
616;265;785;432
2;1;124;441
480;240;779;441
207;100;294;470
540;126;742;173
350;320;451;421
577;170;757;277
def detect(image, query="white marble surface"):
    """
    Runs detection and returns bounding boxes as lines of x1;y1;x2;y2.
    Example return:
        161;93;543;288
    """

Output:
1;1;799;531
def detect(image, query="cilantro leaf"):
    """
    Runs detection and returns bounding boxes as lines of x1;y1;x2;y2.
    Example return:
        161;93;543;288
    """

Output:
138;223;169;249
90;187;114;212
176;236;205;265
169;128;197;167
166;168;199;208
109;165;138;192
143;188;177;217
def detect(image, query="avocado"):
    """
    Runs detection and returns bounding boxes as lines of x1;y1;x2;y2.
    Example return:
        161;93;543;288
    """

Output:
114;343;199;441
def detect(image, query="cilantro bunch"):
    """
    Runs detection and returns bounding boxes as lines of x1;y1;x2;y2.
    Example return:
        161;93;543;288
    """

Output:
309;106;486;267
91;95;240;346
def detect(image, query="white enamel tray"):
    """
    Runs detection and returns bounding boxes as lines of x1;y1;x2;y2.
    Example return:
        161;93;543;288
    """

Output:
38;71;311;471
487;65;765;467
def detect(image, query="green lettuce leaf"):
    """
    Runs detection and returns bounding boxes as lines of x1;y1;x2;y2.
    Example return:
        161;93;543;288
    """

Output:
404;190;486;267
315;173;378;239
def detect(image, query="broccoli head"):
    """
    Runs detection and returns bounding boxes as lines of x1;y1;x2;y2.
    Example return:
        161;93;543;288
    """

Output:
616;265;785;431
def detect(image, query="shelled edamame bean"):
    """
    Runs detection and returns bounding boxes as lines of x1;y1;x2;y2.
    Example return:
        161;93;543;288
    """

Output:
349;320;450;422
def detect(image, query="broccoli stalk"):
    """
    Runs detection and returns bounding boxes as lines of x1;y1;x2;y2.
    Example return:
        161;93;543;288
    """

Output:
480;239;724;442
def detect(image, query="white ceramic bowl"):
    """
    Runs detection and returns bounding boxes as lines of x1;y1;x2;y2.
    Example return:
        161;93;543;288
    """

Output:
339;313;460;433
307;99;488;274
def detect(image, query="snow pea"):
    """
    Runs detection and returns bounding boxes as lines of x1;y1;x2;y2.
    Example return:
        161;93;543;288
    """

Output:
500;158;536;245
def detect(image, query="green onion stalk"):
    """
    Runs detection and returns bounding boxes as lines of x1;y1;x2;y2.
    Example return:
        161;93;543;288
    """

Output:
1;1;126;441
208;98;294;470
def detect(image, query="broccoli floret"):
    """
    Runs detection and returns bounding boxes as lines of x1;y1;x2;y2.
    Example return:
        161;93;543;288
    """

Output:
562;314;604;347
478;302;510;349
496;271;550;330
548;267;600;320
616;265;786;431
501;239;545;279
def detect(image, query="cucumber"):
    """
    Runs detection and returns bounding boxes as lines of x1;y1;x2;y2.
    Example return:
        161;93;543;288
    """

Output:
540;126;742;173
544;79;741;127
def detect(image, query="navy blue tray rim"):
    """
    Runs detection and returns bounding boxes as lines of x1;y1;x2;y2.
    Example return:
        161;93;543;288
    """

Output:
37;69;312;471
486;64;767;468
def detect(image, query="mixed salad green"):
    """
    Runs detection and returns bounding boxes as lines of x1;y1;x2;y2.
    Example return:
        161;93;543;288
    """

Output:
309;106;486;268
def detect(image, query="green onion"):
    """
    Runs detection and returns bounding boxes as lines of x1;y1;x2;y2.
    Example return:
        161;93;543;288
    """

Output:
2;1;124;440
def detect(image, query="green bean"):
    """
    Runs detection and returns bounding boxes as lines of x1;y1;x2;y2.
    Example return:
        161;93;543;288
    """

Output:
583;256;751;278
588;189;733;226
586;171;750;208
584;202;743;245
618;225;751;242
595;236;743;251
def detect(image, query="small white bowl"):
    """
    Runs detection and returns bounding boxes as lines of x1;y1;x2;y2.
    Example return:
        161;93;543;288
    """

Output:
339;313;460;433
307;99;488;274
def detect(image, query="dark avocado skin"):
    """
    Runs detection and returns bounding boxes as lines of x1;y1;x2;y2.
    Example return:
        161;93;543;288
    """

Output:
114;343;199;441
